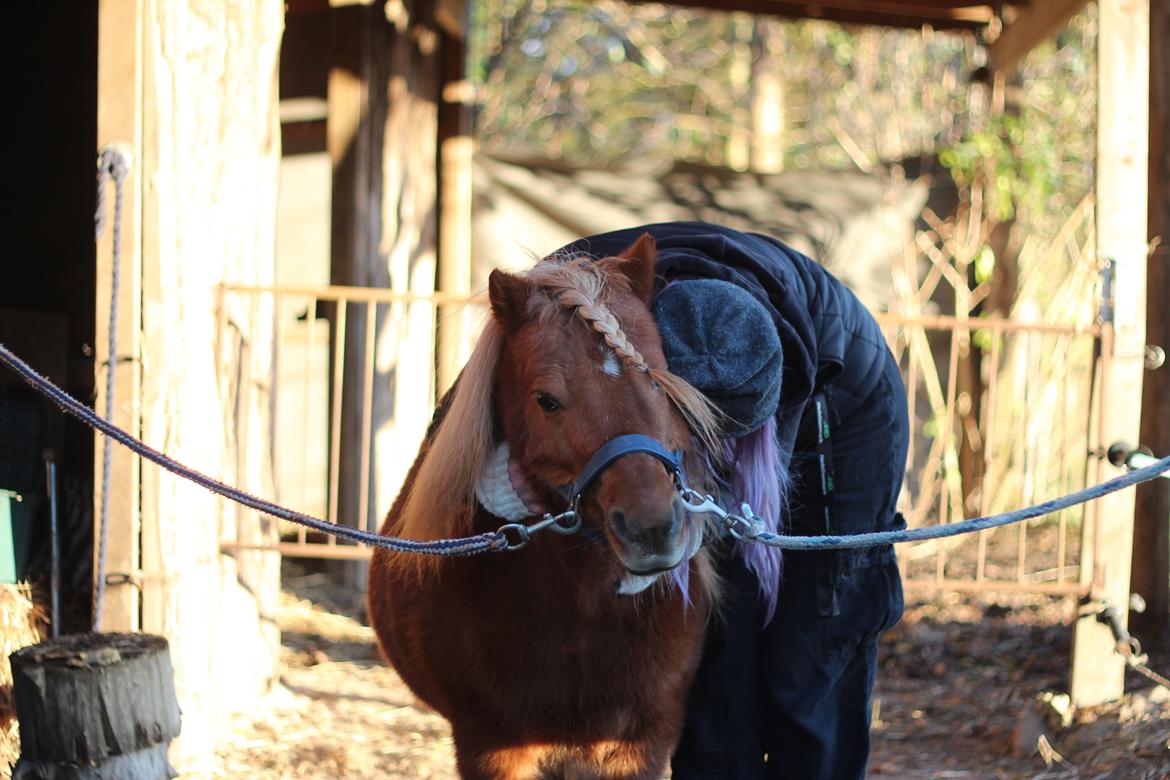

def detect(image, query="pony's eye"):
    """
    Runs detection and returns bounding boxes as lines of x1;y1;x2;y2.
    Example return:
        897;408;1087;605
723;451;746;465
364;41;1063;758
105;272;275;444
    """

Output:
535;392;561;413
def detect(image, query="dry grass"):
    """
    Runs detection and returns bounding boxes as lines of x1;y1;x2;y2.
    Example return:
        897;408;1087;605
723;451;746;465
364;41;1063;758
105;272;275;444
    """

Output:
201;578;1168;779
0;583;48;778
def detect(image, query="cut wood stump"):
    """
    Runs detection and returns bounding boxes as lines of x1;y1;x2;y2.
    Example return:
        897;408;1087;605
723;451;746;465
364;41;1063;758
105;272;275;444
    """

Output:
9;633;181;779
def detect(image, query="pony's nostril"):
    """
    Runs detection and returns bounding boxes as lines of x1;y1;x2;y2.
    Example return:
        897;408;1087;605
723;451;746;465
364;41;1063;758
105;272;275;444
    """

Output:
609;508;630;540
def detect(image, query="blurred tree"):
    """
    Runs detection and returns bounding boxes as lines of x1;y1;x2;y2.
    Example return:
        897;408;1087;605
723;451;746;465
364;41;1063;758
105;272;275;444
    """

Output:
469;0;1095;215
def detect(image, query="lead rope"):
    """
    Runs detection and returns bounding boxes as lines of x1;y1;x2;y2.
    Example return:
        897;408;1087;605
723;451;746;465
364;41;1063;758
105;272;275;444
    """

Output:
93;145;130;631
0;339;1166;555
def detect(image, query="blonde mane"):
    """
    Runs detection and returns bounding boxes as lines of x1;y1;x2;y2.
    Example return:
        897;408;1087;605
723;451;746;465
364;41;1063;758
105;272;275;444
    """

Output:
396;255;724;545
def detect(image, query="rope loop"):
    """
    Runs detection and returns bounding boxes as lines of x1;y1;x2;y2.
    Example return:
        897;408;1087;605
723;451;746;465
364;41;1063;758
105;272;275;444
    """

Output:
95;145;131;241
93;143;132;632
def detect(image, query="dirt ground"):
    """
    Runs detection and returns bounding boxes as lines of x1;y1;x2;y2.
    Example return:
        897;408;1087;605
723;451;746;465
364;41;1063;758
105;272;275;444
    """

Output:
199;569;1169;780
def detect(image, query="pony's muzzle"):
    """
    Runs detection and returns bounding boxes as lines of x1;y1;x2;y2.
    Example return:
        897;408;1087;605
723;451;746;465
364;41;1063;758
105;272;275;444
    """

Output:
606;497;689;574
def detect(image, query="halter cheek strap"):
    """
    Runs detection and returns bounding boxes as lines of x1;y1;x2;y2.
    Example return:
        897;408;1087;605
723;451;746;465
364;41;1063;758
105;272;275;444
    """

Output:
563;434;687;507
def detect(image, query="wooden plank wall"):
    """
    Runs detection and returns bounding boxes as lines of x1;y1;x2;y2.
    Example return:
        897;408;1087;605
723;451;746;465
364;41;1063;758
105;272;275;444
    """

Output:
97;0;285;768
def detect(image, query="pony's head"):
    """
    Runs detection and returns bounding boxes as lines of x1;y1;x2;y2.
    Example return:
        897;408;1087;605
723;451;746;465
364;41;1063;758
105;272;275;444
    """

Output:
400;234;723;584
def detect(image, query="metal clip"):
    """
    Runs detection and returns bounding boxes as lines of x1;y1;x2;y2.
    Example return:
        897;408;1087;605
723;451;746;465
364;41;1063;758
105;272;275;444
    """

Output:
496;510;581;551
679;489;765;540
497;523;533;550
678;488;728;519
726;503;763;541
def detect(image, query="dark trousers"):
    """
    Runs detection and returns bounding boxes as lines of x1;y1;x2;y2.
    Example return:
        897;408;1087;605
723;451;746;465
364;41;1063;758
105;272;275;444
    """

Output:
672;353;909;780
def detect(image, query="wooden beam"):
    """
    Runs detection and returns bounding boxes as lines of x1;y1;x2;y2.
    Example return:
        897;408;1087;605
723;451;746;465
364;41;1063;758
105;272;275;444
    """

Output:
631;0;994;31
989;0;1089;74
1130;0;1170;635
95;0;144;634
1070;0;1149;708
435;0;466;39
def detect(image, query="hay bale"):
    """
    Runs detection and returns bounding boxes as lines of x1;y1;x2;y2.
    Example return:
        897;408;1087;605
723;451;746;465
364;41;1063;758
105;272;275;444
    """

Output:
0;584;48;777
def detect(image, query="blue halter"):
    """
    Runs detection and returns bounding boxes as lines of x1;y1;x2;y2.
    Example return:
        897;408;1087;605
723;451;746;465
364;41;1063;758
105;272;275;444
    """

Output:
563;434;688;509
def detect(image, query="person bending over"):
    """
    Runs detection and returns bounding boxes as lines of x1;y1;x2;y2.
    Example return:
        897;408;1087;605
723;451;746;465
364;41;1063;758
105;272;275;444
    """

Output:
561;222;909;780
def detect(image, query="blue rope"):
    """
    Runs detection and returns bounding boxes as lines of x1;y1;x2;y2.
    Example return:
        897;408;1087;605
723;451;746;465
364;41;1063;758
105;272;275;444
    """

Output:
0;340;1166;554
0;342;505;556
740;452;1169;549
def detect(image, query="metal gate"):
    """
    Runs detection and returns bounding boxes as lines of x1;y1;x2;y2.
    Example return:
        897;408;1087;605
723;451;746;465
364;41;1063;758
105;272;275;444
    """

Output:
216;283;1106;600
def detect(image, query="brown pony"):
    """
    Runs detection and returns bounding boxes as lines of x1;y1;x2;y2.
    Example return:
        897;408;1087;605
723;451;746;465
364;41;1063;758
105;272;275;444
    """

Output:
368;235;724;779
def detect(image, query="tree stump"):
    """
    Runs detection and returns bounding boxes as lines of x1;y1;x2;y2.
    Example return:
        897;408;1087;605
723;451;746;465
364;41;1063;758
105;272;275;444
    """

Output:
9;633;181;779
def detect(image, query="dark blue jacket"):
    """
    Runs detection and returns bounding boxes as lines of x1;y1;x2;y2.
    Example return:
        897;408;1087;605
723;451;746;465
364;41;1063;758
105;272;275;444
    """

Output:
565;221;891;459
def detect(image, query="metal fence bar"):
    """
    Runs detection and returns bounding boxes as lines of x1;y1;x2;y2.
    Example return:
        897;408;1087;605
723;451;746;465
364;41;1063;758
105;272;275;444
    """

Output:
903;579;1090;597
221;282;484;305
899;326;917;586
937;325;962;584
875;312;1102;336
975;330;1002;584
298;296;316;545
327;299;347;538
1084;324;1112;593
224;542;374;561
215;286;1105;599
1057;333;1071;582
358;300;377;538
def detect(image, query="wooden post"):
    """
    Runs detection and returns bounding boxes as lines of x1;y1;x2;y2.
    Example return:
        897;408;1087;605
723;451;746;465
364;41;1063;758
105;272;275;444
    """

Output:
988;0;1091;73
11;633;181;779
749;16;785;174
437;3;474;394
95;0;145;634
376;0;441;544
1070;0;1149;707
329;1;442;575
328;3;382;558
726;12;752;171
1130;0;1170;635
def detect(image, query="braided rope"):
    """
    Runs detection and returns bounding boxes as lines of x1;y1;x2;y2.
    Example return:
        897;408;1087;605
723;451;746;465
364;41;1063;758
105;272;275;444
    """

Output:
721;453;1170;550
0;343;507;557
3;339;1168;555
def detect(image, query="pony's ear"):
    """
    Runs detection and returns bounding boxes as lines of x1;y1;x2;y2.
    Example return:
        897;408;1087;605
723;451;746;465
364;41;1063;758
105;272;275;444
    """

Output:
616;233;658;304
488;268;531;333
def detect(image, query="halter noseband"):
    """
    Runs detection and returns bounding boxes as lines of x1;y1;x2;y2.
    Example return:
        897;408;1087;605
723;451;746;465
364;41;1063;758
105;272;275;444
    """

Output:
495;434;692;550
563;434;688;508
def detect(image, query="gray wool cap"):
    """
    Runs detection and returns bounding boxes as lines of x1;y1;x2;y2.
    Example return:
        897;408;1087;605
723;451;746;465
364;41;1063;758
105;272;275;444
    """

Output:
651;279;783;437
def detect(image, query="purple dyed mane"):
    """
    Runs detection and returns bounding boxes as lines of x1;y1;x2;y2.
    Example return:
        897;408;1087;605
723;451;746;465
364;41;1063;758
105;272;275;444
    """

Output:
670;416;788;621
725;416;788;621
